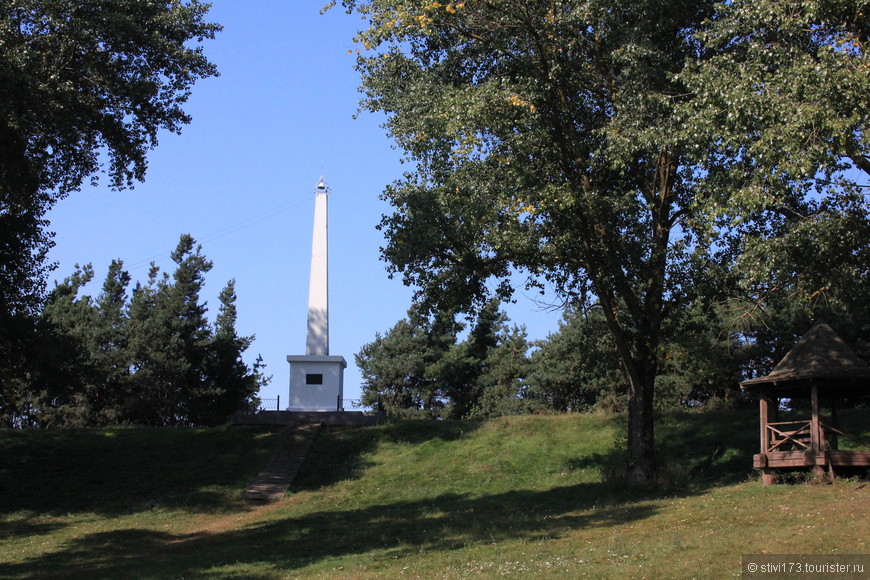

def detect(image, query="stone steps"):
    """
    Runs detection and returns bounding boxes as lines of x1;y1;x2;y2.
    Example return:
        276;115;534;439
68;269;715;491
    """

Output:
243;423;321;504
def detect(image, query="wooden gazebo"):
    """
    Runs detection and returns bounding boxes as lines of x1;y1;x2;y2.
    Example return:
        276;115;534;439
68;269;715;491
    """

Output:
741;321;870;485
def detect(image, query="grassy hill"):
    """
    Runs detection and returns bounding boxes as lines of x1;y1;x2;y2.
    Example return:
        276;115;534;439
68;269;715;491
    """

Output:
1;410;868;579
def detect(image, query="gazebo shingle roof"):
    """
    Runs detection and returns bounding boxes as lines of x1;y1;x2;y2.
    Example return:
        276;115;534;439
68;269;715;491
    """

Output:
741;321;870;390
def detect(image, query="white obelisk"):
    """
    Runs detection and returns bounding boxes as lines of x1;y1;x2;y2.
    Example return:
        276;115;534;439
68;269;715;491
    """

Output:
287;177;347;412
306;178;330;356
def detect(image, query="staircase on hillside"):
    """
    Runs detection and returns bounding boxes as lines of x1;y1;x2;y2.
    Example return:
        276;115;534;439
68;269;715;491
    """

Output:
244;423;320;504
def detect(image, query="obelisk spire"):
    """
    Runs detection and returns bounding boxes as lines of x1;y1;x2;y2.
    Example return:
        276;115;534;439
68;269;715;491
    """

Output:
305;177;330;356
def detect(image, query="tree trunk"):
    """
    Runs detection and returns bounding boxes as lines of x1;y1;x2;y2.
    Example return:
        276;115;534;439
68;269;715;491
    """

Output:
626;370;656;484
597;299;659;485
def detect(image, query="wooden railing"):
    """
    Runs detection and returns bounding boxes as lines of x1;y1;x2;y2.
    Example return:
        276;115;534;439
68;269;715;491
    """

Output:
765;420;867;453
766;421;812;452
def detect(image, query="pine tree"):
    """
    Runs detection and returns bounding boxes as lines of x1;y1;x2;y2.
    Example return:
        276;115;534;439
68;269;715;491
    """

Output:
527;307;627;413
470;324;534;419
38;264;101;425
126;236;212;425
90;260;132;423
438;300;505;418
192;280;267;425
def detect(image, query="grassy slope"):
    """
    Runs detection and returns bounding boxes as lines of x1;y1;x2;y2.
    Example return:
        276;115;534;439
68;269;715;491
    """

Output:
0;410;868;579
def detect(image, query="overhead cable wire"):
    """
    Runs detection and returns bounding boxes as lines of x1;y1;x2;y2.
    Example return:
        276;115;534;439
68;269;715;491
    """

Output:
125;192;312;272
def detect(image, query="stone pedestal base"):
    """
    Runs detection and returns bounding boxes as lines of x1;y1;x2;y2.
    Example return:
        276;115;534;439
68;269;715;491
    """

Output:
286;355;347;412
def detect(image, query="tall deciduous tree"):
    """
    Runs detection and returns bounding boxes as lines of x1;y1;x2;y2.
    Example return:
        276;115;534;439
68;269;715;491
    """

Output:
677;0;870;378
0;0;220;394
679;0;870;315
682;0;869;185
339;0;870;483
339;0;718;482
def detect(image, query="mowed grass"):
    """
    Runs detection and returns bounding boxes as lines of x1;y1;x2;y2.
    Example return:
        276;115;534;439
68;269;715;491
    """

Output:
1;410;868;579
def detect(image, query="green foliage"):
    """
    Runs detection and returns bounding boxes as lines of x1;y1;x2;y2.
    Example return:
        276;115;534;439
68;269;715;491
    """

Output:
357;300;535;419
337;0;870;482
193;280;269;426
337;0;728;482
0;0;221;195
680;0;870;186
437;299;503;418
677;0;870;372
0;0;220;424
126;235;215;425
528;306;628;413
469;324;538;419
356;306;458;417
9;235;267;428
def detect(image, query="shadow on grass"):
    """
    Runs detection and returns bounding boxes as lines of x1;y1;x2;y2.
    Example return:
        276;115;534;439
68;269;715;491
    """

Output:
0;410;763;578
655;409;759;487
0;425;286;516
559;409;760;489
0;518;66;542
0;481;672;580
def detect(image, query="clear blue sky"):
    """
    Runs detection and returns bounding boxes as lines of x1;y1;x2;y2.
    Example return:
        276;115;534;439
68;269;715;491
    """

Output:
46;2;564;406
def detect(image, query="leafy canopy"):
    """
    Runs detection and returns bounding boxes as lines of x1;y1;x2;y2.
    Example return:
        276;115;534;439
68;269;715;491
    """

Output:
0;0;221;195
336;0;870;483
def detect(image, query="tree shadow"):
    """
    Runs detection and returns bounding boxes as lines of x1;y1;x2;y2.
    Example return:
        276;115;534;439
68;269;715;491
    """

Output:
0;426;285;516
0;482;676;579
0;517;66;541
557;409;759;489
0;411;762;578
654;409;759;487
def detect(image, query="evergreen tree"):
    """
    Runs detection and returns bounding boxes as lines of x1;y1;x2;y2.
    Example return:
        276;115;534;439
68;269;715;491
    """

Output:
470;324;535;419
527;307;627;413
127;235;212;425
126;265;173;424
192;280;268;426
29;265;98;426
89;260;133;424
356;312;453;417
358;300;534;419
438;300;504;418
9;235;265;427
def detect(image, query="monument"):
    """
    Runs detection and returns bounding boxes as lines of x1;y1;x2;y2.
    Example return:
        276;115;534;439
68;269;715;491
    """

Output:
286;177;347;411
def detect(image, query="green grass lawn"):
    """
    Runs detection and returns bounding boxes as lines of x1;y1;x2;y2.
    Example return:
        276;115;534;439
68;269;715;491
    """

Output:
1;409;868;579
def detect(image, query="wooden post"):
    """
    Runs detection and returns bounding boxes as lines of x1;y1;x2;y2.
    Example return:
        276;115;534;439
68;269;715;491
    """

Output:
830;397;839;451
759;391;775;485
811;384;822;453
810;383;825;479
